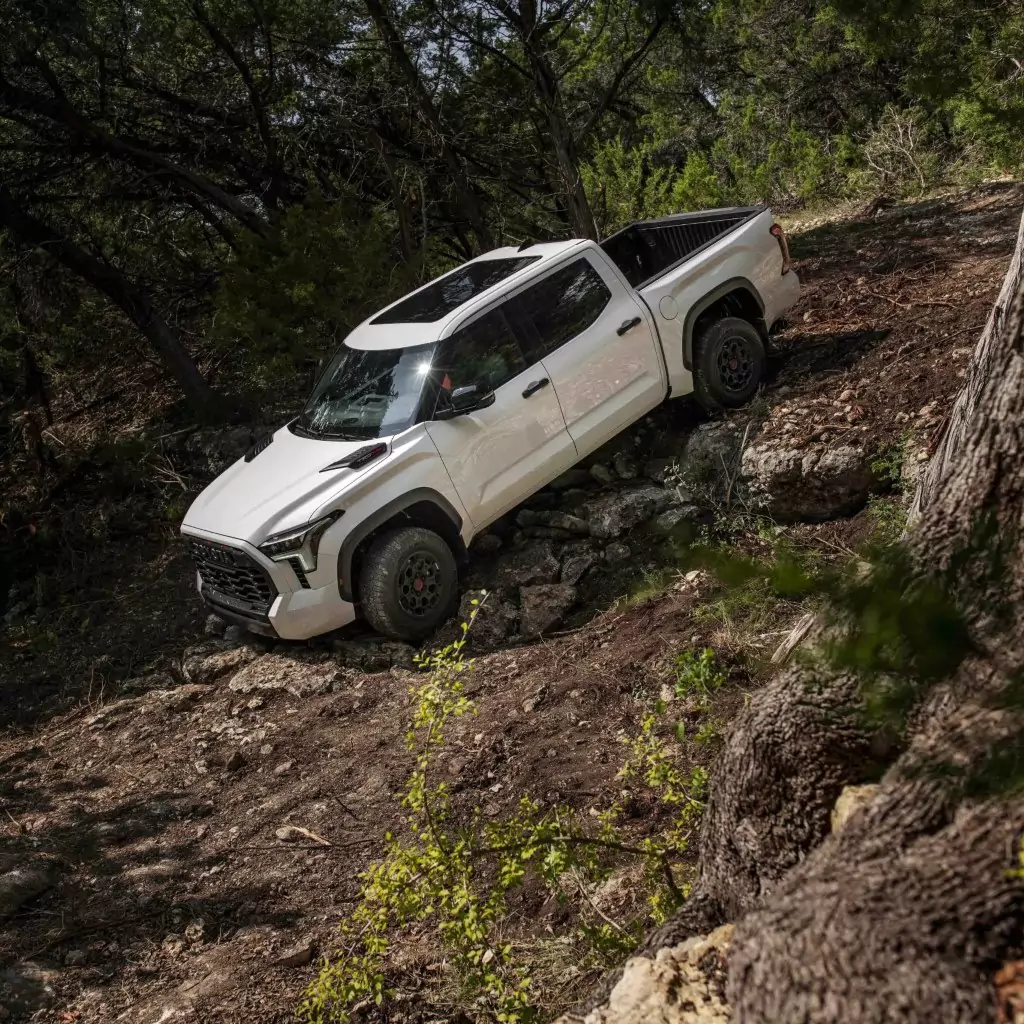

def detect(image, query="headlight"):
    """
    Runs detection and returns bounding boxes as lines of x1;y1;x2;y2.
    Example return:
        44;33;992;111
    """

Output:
258;511;343;572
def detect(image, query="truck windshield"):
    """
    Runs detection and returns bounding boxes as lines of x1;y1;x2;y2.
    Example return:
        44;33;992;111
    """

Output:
294;342;438;440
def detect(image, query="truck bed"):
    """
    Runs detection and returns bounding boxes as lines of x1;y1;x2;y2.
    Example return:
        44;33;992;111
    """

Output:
600;206;766;289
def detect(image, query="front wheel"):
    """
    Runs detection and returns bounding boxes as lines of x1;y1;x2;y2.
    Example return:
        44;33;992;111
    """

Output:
692;316;766;412
359;526;458;641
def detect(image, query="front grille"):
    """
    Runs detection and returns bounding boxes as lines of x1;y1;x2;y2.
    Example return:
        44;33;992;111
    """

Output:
189;539;276;618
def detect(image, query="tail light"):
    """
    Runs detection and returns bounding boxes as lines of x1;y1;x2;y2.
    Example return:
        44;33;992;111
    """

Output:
770;222;792;274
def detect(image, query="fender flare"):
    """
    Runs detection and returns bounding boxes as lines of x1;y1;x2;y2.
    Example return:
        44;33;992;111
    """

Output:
682;277;766;369
337;488;465;602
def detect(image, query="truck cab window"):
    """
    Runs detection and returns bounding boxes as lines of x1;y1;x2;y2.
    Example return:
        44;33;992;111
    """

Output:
517;258;612;362
431;305;528;408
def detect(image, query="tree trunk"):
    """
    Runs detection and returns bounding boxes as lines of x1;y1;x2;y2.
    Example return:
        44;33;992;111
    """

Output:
575;207;1024;1022
520;42;599;241
0;188;224;421
363;0;494;253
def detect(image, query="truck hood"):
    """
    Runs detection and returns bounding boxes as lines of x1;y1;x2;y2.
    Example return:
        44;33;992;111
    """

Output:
181;424;384;543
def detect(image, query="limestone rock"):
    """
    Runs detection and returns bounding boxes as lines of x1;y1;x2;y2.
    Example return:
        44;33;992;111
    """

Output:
273;940;315;968
652;508;700;535
182;640;259;685
519;584;577;636
227;653;341;697
604;541;631;564
565;924;733;1024
495;542;562;589
673;419;749;503
584;486;673;540
204;614;227;637
458;590;518;645
742;442;878;522
561;552;596;585
831;783;880;833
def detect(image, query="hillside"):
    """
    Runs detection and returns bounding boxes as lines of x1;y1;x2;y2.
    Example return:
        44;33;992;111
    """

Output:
2;182;1022;1023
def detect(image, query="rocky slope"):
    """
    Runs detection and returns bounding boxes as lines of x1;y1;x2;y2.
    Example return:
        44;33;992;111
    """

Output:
2;181;1024;1023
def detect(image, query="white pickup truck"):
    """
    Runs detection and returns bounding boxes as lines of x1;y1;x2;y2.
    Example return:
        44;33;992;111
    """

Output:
182;206;799;642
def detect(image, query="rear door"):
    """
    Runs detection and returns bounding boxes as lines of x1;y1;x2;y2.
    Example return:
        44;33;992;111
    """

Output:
424;300;577;530
514;251;666;458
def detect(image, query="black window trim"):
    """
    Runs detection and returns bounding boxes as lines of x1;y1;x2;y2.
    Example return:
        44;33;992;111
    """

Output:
442;247;614;354
511;254;614;362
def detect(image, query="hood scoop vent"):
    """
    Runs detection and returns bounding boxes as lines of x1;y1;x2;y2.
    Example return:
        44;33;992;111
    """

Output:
244;432;275;463
321;442;388;473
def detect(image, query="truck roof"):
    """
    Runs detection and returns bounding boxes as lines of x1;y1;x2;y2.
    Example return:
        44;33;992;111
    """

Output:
343;240;584;350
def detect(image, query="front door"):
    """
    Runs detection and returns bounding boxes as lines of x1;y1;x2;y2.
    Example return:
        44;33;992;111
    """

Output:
514;252;666;458
424;301;577;530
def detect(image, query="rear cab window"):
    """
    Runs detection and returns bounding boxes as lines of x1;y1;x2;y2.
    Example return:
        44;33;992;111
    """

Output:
515;257;612;362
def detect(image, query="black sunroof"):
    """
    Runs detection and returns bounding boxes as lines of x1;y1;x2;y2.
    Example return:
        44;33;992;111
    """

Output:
370;256;542;324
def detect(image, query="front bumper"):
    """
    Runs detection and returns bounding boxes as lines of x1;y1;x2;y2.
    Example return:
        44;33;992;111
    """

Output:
184;527;357;640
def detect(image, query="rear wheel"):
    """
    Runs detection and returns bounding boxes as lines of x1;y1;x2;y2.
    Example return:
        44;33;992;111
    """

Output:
359;526;458;641
692;316;766;412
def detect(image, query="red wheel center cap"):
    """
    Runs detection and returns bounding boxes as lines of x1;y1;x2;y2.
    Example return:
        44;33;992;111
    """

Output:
729;358;739;369
414;577;424;592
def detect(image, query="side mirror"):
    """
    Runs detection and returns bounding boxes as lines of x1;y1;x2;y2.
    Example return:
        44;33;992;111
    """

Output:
435;383;496;420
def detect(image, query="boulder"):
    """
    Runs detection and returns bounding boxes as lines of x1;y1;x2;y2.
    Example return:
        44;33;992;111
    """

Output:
671;419;749;504
227;652;342;697
561;551;596;585
742;442;878;522
519;584;577;636
458;590;518;645
563;924;733;1024
584;486;674;540
590;463;615;485
495;542;562;589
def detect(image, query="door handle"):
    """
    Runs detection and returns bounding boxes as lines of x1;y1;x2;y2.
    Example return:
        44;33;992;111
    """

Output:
617;316;642;336
522;378;550;398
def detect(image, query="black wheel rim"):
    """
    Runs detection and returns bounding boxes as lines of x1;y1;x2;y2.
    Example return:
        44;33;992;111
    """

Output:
715;336;755;393
396;550;444;617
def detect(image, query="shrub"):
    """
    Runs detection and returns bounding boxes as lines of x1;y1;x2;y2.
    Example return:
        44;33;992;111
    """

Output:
302;603;710;1023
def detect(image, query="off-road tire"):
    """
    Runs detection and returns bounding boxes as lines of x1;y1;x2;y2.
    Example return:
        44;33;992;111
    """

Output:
359;526;458;641
692;316;766;412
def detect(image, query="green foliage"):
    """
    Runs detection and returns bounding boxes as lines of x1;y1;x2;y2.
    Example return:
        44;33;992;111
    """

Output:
303;602;710;1023
866;496;909;545
674;648;727;701
212;194;418;385
871;435;910;490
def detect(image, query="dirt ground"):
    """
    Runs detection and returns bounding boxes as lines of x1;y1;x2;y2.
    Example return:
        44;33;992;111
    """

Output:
2;180;1023;1023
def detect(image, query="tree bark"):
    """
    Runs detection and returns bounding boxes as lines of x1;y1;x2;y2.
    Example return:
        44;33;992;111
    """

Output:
497;0;599;241
0;188;224;421
723;209;1024;1022
575;207;1024;1023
